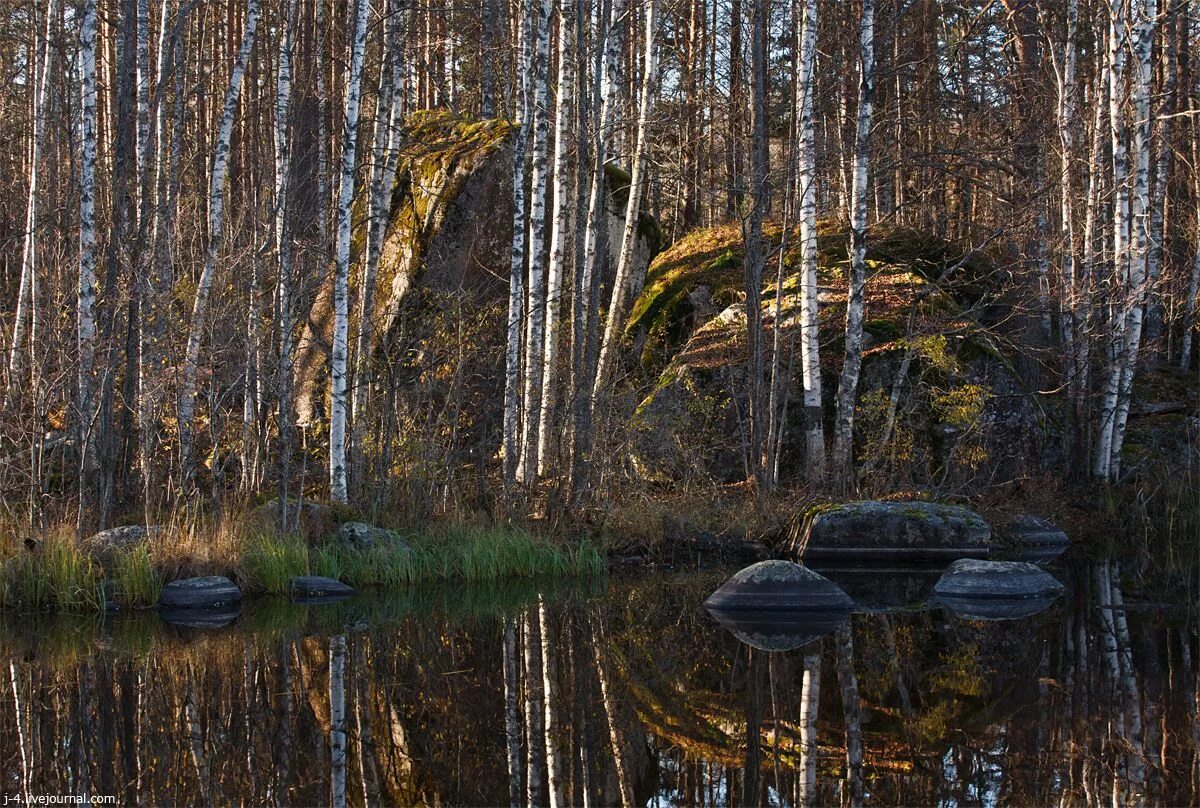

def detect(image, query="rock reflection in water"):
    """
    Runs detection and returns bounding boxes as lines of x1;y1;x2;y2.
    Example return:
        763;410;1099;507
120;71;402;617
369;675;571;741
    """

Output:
0;564;1194;807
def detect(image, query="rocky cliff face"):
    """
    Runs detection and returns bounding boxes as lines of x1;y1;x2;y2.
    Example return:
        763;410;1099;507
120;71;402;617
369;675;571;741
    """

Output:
293;111;659;430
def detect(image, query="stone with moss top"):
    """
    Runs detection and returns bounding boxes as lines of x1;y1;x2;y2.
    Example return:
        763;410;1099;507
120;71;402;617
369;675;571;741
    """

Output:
792;500;990;562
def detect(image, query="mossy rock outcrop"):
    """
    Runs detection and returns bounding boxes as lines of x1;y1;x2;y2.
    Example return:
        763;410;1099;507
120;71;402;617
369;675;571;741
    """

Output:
294;111;661;430
627;221;1042;487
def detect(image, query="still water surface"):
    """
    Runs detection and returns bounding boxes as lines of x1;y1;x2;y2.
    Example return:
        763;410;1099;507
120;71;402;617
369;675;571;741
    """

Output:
1;559;1196;807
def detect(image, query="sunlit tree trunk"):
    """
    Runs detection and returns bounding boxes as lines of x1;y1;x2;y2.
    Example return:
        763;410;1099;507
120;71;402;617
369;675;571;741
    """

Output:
503;0;533;489
328;0;370;503
178;0;260;481
831;0;874;489
274;0;297;523
77;0;100;530
593;0;659;397
519;0;553;485
536;0;576;477
540;599;566;808
795;0;825;479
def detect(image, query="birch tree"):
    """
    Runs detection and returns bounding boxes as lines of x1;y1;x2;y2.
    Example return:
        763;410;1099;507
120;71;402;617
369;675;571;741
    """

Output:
536;0;577;476
795;0;825;478
77;0;100;525
831;0;875;487
503;0;534;489
328;0;370;503
744;0;769;486
274;0;297;520
593;0;659;397
177;0;260;481
519;0;553;485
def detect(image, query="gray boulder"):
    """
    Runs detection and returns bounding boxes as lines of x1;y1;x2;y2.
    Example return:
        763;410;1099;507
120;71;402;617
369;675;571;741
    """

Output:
995;514;1069;563
933;559;1064;621
83;525;162;562
286;576;356;599
704;561;853;651
704;560;854;612
792;501;991;562
158;576;243;610
337;521;407;550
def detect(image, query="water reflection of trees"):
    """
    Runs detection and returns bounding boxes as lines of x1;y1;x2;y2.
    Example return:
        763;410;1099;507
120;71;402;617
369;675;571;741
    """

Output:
0;564;1195;806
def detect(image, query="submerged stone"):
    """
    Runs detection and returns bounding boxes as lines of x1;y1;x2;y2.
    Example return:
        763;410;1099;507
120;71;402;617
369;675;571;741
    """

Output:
158;576;243;610
703;560;855;612
286;576;356;600
793;501;991;562
933;559;1064;620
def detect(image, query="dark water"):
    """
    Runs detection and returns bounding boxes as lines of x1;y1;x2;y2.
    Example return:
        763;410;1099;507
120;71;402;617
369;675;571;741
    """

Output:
1;560;1196;807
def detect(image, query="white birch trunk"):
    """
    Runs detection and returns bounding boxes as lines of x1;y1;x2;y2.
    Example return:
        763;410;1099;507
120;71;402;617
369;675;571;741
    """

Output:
275;0;297;517
798;649;822;807
536;0;576;477
328;0;370;503
796;0;825;478
77;0;100;522
523;609;547;806
519;0;553;485
7;0;56;392
1093;0;1130;478
503;0;533;488
593;0;659;398
177;0;260;478
539;599;566;808
1056;0;1079;399
831;0;874;486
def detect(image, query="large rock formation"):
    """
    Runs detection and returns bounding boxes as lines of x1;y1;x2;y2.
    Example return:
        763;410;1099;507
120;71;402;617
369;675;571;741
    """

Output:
627;221;1045;488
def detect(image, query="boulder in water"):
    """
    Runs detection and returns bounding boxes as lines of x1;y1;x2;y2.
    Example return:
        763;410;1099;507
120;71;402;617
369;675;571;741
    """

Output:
792;501;991;562
933;559;1063;621
703;560;855;612
704;561;853;651
158;576;243;610
286;576;356;600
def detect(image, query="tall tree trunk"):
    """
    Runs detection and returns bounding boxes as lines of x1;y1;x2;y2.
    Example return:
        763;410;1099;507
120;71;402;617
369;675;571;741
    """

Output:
503;0;533;489
177;0;260;482
536;0;576;477
77;0;100;532
329;0;369;503
831;0;875;489
524;609;547;806
519;0;553;486
503;617;524;807
743;0;769;488
795;0;825;479
329;634;347;808
593;0;659;397
275;0;297;526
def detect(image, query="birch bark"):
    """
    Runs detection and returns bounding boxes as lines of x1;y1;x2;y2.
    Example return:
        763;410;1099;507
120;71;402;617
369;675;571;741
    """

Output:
329;0;370;503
